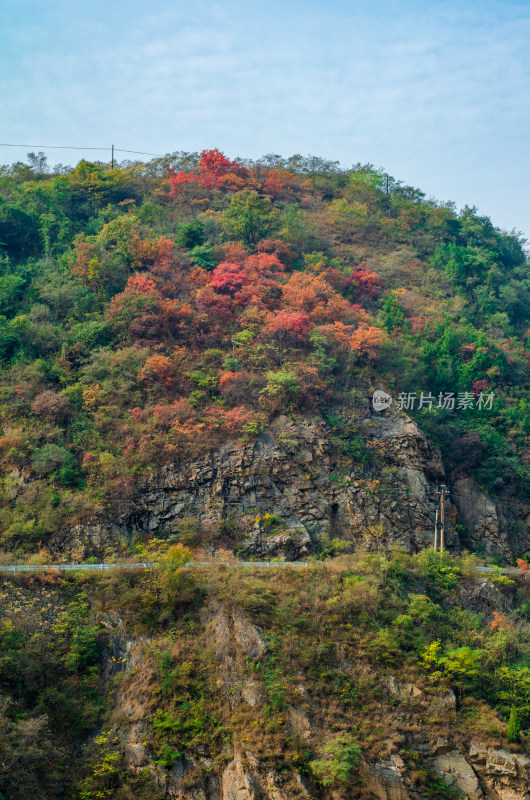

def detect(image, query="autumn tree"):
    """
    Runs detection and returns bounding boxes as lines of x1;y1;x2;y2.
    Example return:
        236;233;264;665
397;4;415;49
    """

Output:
168;148;249;194
315;321;383;361
262;310;313;353
106;274;183;344
138;355;178;388
197;148;248;189
281;272;369;325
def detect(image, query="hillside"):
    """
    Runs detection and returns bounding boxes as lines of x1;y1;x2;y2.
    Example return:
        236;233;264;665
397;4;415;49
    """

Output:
1;553;530;799
1;150;530;797
0;149;528;563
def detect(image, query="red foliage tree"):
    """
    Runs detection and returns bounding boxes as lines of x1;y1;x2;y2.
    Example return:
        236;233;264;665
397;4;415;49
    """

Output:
203;405;254;435
125;273;157;294
167;170;197;197
324;261;381;300
218;405;254;434
210;262;250;295
204;251;286;316
263;310;313;351
350;266;381;298
167;150;295;199
195;286;235;324
197;148;249;190
472;379;489;398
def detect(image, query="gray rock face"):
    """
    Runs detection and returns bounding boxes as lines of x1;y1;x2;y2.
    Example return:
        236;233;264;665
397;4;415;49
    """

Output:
221;751;261;800
98;606;530;800
468;745;530;800
361;758;412;800
453;476;514;557
50;401;529;559
371;743;530;800
430;750;484;799
450;577;512;617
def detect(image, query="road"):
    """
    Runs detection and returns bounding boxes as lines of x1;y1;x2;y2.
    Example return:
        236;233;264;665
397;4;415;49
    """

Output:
0;561;309;574
0;562;523;575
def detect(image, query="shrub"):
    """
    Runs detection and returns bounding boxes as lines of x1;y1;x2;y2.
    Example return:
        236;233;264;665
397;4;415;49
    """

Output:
31;390;70;421
309;732;362;787
31;444;75;476
365;628;402;666
339;575;379;613
260;368;300;409
507;706;521;742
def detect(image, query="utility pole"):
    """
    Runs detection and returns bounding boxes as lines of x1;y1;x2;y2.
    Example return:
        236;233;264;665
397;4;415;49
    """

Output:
111;144;114;169
434;484;448;554
440;484;446;553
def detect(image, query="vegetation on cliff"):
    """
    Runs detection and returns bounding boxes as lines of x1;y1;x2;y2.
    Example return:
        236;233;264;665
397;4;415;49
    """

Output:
0;552;529;798
0;150;529;556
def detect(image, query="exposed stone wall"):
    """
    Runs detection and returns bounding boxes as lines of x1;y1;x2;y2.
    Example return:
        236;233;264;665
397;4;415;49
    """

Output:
101;607;530;800
51;401;529;559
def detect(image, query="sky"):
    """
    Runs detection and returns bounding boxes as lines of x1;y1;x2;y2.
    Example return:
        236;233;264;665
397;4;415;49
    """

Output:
1;0;529;240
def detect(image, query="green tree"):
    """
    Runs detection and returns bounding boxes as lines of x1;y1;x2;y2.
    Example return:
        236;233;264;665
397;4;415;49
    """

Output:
309;733;362;787
176;218;205;248
0;199;42;261
222;190;279;247
507;706;520;743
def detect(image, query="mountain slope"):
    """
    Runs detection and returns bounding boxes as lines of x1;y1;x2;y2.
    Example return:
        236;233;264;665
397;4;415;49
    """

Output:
0;151;528;562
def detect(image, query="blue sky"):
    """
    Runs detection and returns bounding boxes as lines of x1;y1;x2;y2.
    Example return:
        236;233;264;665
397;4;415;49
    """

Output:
1;0;529;239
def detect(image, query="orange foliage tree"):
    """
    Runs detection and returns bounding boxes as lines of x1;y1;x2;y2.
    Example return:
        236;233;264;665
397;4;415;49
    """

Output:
138;355;177;388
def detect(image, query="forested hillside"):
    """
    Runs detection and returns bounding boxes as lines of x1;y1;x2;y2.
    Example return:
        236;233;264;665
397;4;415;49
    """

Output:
1;150;530;798
0;150;529;560
1;552;530;799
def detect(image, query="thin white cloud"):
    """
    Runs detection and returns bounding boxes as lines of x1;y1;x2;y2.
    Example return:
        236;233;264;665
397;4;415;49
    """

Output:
1;0;529;234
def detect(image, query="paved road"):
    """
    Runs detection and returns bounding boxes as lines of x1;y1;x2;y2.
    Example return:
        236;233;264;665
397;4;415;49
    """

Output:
477;566;521;576
0;561;310;574
0;562;523;575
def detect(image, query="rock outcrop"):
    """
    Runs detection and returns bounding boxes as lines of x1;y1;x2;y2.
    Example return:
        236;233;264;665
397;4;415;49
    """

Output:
106;627;530;800
50;397;529;559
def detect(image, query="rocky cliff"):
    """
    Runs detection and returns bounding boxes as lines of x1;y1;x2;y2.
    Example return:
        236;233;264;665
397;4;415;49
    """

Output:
53;392;529;560
2;548;529;799
99;583;530;800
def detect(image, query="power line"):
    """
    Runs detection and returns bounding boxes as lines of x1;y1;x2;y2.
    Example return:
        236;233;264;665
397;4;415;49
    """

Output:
0;143;108;150
115;148;164;157
0;143;165;157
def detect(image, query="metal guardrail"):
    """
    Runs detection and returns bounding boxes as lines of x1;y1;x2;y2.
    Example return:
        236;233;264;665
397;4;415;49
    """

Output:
0;563;154;573
0;560;309;574
0;562;521;576
476;566;521;576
